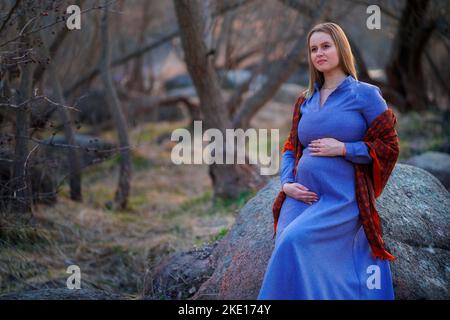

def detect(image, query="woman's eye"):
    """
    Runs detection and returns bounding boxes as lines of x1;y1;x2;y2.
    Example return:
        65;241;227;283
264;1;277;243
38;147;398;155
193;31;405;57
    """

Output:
311;48;317;52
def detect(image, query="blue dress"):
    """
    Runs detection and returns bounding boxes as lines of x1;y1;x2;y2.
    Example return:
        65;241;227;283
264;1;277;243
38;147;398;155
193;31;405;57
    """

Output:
258;75;395;300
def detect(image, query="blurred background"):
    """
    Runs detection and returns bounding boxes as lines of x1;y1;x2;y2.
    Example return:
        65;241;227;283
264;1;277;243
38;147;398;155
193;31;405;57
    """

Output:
0;0;449;299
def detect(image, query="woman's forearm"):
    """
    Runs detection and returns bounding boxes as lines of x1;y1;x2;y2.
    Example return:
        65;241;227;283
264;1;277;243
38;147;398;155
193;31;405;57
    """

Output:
280;150;296;186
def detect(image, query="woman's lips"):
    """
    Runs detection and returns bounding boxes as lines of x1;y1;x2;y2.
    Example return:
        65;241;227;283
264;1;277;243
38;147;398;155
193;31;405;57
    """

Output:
317;60;326;64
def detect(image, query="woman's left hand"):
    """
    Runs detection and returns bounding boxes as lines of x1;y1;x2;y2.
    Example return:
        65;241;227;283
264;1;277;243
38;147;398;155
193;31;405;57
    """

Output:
308;138;345;157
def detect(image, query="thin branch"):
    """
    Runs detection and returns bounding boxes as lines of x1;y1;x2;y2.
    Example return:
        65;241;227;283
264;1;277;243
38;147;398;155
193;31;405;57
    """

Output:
342;0;400;20
424;48;450;93
10;133;137;155
0;4;105;48
0;94;80;112
64;30;179;96
232;0;328;128
0;0;22;34
64;0;253;96
18;15;37;36
13;143;39;194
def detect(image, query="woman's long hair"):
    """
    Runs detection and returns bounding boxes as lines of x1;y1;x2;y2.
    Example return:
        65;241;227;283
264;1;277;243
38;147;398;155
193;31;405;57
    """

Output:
304;22;358;98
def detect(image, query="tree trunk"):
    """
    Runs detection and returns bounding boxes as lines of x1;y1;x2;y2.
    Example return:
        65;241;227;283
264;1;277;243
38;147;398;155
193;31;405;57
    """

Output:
39;30;82;202
124;0;150;92
33;0;85;86
12;68;33;214
173;0;266;199
11;6;34;215
99;1;131;209
385;0;434;112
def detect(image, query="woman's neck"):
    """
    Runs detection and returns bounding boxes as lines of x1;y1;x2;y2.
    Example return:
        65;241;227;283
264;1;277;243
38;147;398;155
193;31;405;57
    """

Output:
322;69;348;89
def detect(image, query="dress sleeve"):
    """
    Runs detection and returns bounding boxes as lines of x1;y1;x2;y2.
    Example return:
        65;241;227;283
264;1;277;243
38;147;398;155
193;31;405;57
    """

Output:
280;150;296;186
344;85;388;164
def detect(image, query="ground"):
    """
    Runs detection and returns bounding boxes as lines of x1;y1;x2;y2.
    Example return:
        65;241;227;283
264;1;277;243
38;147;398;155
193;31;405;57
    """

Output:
0;99;293;298
0;97;446;298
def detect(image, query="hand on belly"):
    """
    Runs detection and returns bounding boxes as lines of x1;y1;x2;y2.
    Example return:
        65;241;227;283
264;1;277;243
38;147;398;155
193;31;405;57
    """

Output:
282;182;319;205
308;138;346;157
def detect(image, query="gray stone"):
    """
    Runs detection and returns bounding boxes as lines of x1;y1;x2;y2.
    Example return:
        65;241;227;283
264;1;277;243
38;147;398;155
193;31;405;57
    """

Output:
164;74;193;91
147;243;218;300
75;90;112;127
153;164;449;300
38;134;116;171
404;151;450;190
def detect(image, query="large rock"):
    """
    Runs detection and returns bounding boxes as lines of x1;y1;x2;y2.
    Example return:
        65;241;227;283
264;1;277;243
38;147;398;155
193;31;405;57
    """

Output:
152;164;450;300
164;70;268;93
164;74;193;91
37;134;116;170
75;90;112;127
404;151;450;190
0;134;117;204
148;243;218;300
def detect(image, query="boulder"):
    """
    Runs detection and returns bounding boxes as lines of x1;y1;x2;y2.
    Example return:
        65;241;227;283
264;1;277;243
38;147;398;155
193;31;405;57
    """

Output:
37;134;116;171
22;134;116;203
404;151;450;190
151;164;450;300
164;70;268;93
164;74;194;91
75;90;112;128
166;86;198;98
218;69;251;89
147;243;218;300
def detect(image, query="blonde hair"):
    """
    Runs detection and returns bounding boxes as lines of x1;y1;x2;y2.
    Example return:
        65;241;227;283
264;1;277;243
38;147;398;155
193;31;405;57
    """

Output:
303;22;358;99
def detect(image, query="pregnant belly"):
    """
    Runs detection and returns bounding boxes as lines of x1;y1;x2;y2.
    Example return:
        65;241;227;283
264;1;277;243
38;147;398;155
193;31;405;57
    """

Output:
295;148;355;197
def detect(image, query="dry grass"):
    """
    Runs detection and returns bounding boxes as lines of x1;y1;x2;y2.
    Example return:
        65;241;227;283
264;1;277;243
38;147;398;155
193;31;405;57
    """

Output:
0;117;267;298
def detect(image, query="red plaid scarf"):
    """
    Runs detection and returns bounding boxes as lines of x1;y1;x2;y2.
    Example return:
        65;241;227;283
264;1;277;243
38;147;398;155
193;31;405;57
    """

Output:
272;94;399;261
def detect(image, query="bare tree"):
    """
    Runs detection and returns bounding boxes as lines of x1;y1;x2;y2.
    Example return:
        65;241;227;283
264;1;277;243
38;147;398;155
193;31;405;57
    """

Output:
174;0;267;199
11;2;35;215
124;0;153;93
385;0;436;112
173;0;330;198
99;1;131;209
228;0;327;129
39;29;82;202
338;0;446;112
63;1;255;98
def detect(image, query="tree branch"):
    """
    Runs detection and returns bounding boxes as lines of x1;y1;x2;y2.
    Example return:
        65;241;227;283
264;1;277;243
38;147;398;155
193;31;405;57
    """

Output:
232;0;328;128
0;0;22;35
64;0;254;97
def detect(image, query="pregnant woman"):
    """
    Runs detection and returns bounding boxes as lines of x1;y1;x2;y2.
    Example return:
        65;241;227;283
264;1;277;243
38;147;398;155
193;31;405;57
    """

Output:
258;22;400;300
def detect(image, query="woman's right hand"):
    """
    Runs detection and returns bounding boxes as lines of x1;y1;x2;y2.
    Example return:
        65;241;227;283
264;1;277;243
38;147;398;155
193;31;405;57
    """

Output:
282;182;319;205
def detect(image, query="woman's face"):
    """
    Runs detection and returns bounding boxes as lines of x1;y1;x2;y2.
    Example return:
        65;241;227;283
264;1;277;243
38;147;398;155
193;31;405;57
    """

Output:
309;32;340;73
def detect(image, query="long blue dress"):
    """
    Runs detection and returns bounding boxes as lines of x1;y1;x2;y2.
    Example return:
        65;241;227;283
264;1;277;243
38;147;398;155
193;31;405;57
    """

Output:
258;75;395;300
